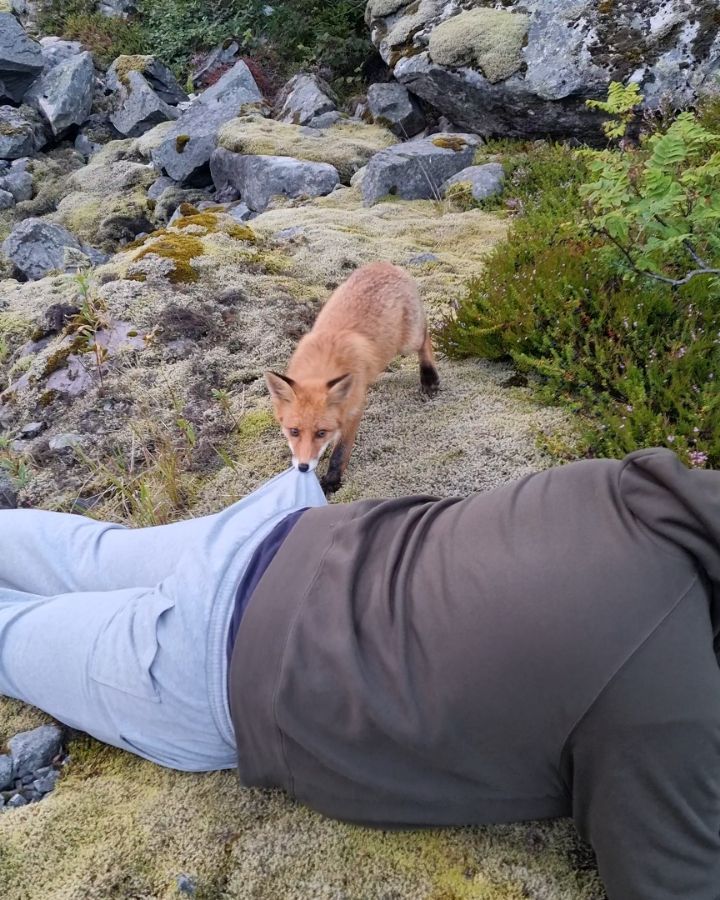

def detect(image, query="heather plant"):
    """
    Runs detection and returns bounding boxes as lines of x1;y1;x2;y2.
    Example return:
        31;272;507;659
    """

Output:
439;109;720;468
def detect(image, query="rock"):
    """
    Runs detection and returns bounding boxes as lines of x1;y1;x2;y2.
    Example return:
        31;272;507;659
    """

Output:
407;252;439;266
98;0;135;16
0;11;43;103
176;874;197;895
32;770;60;794
0;474;18;509
24;51;95;137
367;0;720;142
39;36;84;70
153;185;211;223
109;70;180;138
151;62;262;182
48;432;84;452
8;725;62;778
19;420;45;439
274;73;337;126
147;174;176;200
7;792;27;808
0;755;13;791
74;112;122;159
305;110;344;129
367;82;425;137
216;115;397;184
0;105;45;159
442;162;504;201
191;41;241;89
210;149;340;212
361;132;480;205
1;217;92;280
0;168;33;201
0;187;13;209
106;55;188;107
227;200;252;222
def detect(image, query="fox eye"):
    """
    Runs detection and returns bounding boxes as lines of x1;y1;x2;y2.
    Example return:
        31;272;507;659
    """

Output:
289;428;300;437
316;430;327;439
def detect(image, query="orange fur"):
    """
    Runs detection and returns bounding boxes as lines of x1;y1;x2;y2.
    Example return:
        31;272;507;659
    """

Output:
265;262;439;493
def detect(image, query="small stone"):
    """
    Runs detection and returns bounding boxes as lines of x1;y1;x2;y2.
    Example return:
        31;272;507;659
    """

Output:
8;725;62;778
0;473;18;510
442;163;505;201
147;175;176;200
226;201;251;223
32;770;60;794
0;755;14;791
0;169;34;201
176;874;197;895
0;188;14;209
109;70;180;138
1;218;88;280
0;105;46;159
306;110;343;129
407;252;439;266
19;421;46;439
7;793;27;808
48;432;84;452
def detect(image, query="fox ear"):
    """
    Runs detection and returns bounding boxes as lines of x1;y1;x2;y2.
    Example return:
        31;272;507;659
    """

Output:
265;371;297;404
326;373;354;405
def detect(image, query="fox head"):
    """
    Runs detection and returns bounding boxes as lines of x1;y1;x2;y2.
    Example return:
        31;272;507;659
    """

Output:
264;371;354;472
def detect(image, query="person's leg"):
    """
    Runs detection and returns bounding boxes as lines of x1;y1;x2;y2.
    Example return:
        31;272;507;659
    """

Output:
566;577;720;900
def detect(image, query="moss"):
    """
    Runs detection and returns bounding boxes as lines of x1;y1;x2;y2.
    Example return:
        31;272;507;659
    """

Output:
133;232;205;284
173;213;257;243
236;408;276;442
0;122;24;136
175;134;191;153
432;136;469;151
217;116;397;183
39;388;59;407
111;53;152;86
428;9;529;83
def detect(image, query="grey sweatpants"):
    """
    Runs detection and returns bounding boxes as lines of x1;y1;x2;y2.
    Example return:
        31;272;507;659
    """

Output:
231;449;720;900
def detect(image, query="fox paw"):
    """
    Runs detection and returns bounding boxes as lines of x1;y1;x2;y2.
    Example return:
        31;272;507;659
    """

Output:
321;474;342;495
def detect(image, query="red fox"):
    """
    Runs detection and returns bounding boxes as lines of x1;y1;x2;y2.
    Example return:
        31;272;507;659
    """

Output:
265;261;439;493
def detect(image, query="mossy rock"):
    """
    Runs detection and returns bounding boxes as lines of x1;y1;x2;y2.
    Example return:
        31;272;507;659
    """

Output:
217;116;397;183
428;9;530;83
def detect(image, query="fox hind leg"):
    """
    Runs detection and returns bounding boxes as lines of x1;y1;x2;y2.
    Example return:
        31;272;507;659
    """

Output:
418;328;440;397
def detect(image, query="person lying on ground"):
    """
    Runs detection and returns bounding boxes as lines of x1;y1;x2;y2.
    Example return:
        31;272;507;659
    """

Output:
1;447;719;900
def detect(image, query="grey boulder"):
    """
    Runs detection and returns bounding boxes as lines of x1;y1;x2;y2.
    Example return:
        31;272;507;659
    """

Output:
39;37;84;71
98;0;136;16
367;82;425;138
0;12;43;103
24;51;95;137
0;105;46;159
151;62;262;182
0;754;13;790
368;0;720;142
1;218;102;280
210;148;340;212
8;725;63;779
274;73;337;126
0;188;14;209
361;132;481;205
442;162;504;201
0;167;33;201
109;70;179;137
106;55;188;106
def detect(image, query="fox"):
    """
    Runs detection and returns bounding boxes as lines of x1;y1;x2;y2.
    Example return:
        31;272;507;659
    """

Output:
265;261;440;494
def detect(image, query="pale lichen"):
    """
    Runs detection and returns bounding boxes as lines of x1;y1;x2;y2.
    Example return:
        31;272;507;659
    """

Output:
428;8;530;83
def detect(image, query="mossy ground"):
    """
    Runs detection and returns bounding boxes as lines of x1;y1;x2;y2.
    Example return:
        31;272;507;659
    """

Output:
0;157;588;899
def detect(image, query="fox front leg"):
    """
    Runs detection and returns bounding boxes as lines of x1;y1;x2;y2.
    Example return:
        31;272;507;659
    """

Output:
320;414;361;495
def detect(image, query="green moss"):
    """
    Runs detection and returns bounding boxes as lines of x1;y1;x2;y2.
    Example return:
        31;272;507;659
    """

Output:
428;8;529;83
175;134;190;153
0;122;24;137
236;408;276;442
432;136;469;151
173;213;257;243
112;54;152;86
133;232;205;284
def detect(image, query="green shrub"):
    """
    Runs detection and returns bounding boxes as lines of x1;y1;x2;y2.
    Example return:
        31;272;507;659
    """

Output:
438;134;720;468
38;0;371;91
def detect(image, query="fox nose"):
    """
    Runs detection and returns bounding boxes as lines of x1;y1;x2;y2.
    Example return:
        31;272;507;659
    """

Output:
298;463;309;473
